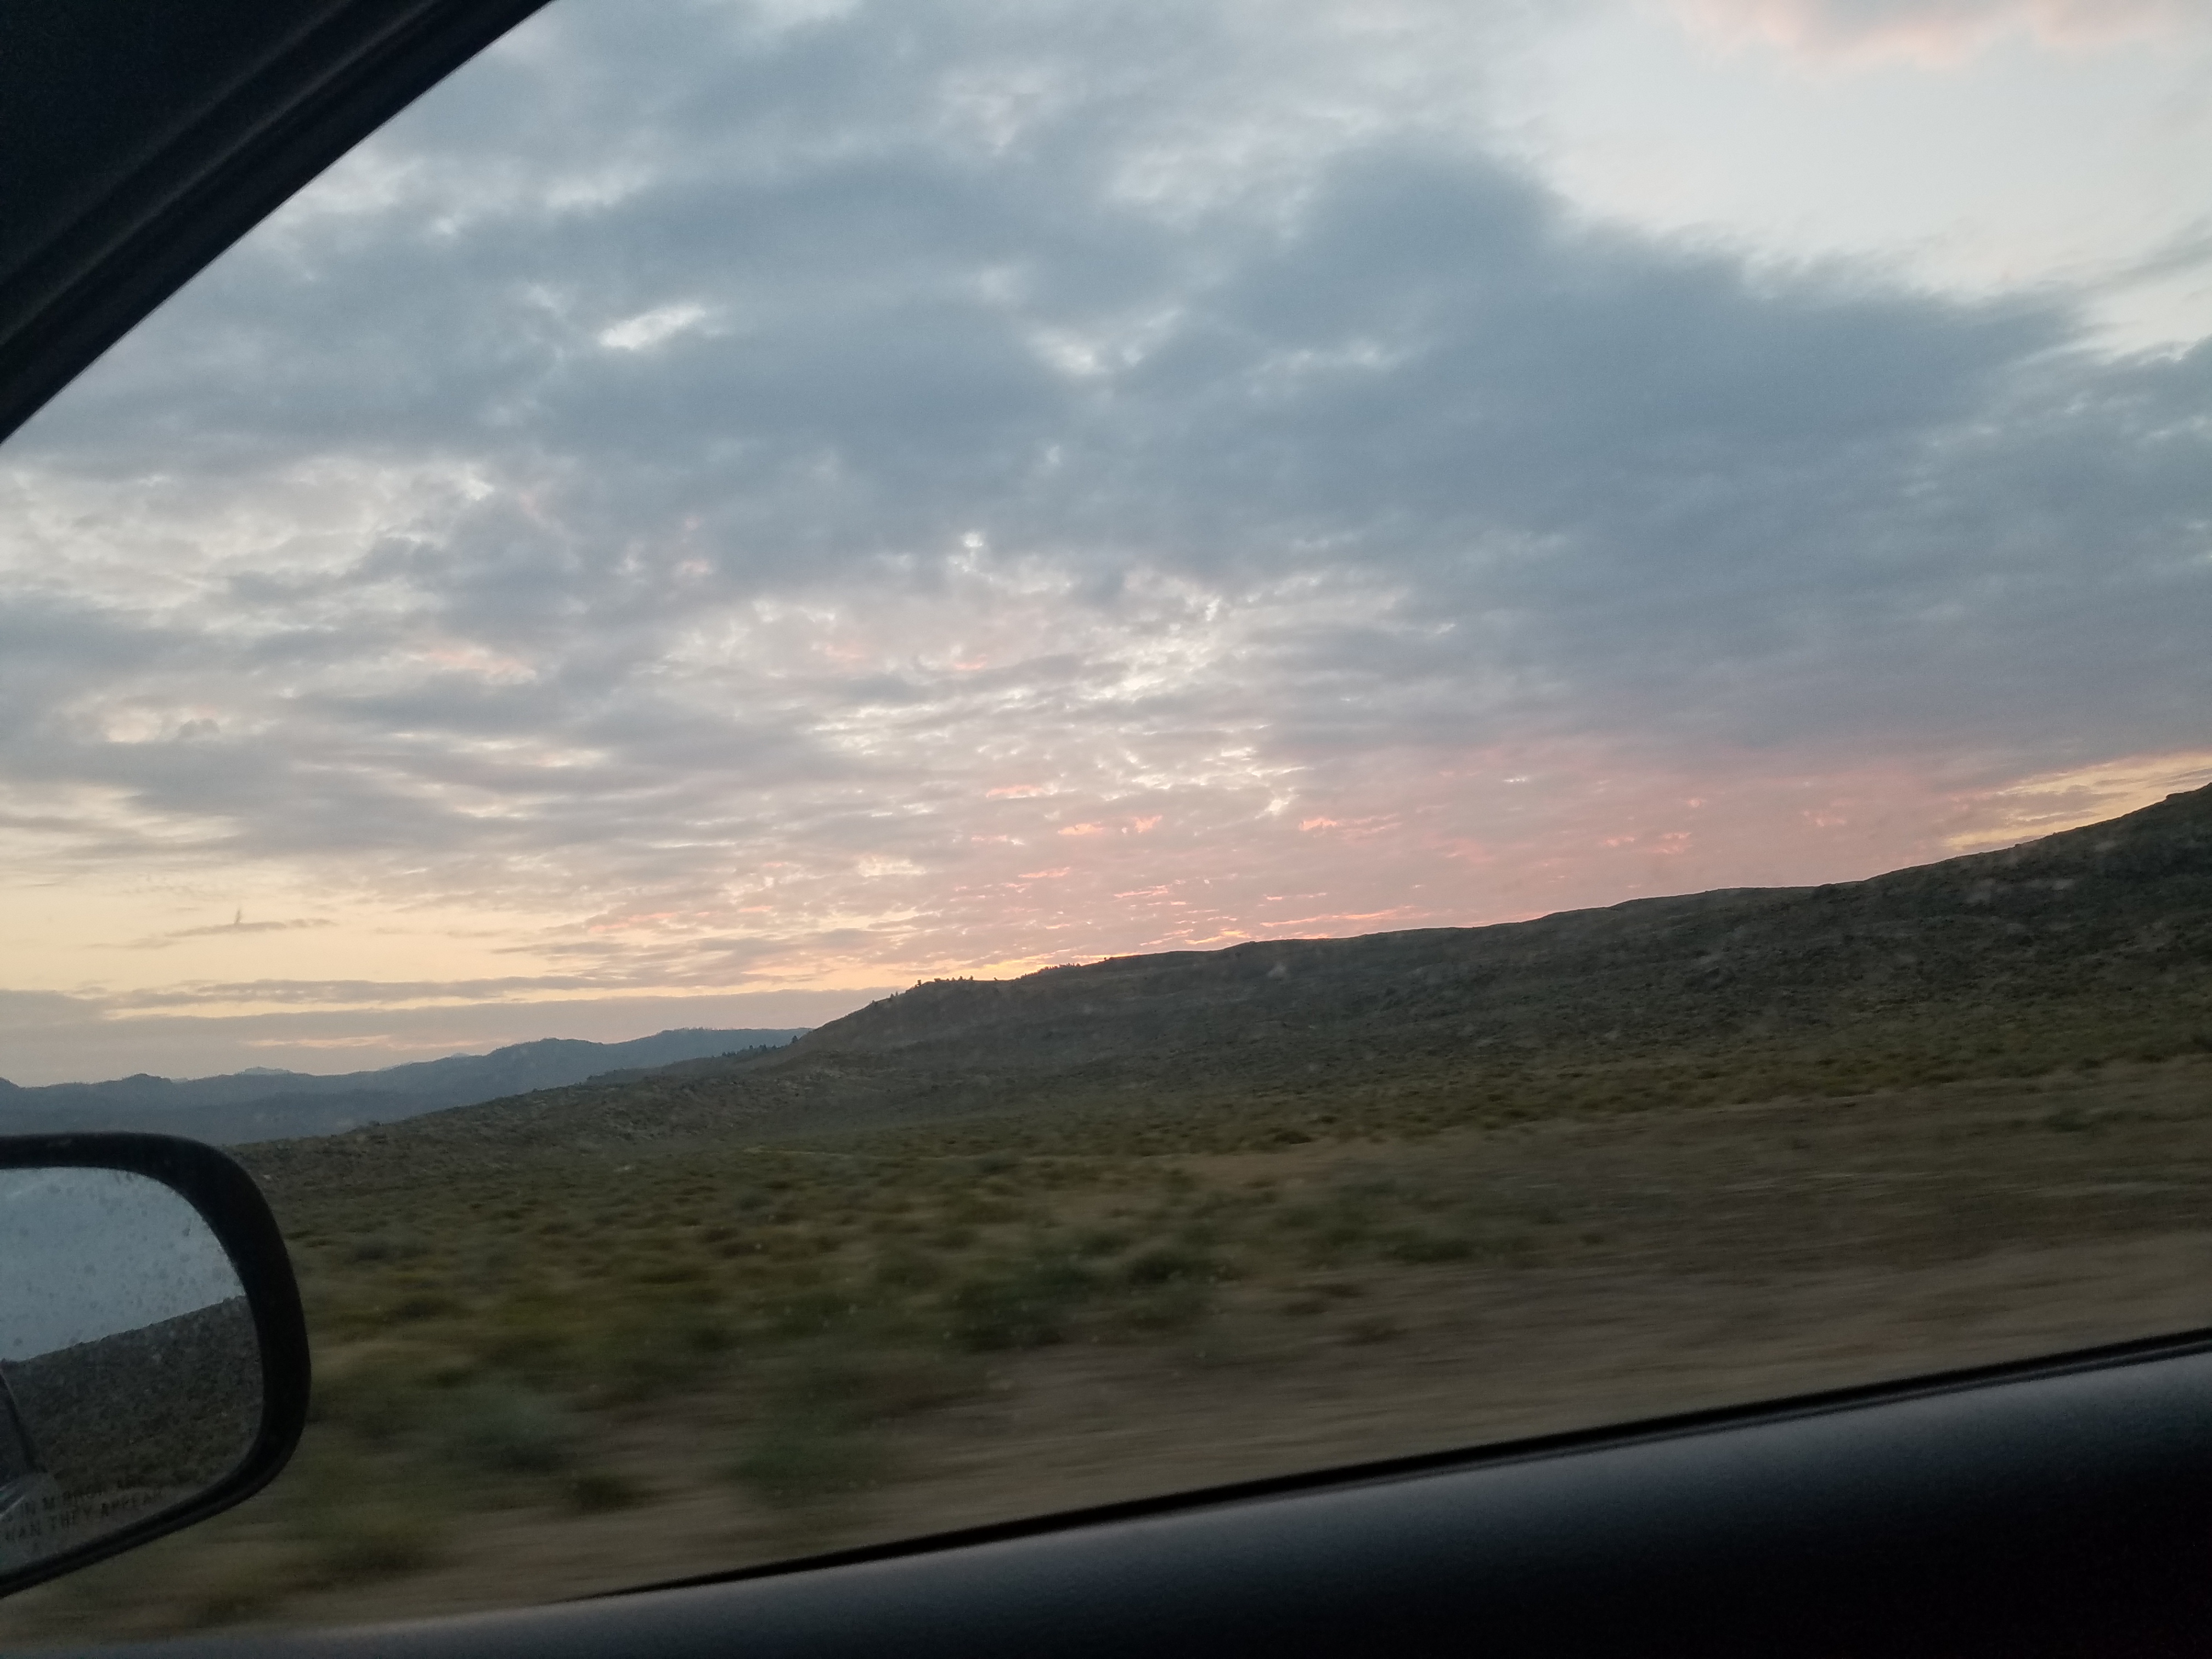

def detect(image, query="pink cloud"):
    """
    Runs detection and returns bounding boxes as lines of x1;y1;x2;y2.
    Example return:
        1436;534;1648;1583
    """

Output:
1672;0;2190;64
1943;751;2212;849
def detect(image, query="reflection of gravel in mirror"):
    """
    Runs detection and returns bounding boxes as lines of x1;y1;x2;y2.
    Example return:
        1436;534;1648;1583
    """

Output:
0;1298;258;1570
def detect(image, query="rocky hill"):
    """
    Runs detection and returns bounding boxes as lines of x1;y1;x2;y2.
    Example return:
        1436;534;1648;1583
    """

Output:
798;781;2212;1074
243;783;2212;1170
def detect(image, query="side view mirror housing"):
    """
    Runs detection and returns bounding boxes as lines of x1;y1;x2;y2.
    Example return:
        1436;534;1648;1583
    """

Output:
0;1134;310;1598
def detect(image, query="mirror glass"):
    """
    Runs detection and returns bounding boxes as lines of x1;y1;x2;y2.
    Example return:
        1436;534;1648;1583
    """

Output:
0;1168;259;1576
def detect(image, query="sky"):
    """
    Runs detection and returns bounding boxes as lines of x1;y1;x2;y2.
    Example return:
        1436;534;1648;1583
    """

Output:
1;0;2208;1085
0;1169;241;1357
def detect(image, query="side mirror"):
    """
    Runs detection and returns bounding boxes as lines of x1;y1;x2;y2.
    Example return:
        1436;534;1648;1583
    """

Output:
0;1134;309;1598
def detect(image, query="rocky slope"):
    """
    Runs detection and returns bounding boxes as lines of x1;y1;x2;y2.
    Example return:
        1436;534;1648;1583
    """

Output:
799;781;2212;1074
244;783;2212;1169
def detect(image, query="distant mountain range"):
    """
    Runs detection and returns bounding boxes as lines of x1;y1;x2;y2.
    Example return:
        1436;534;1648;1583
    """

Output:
0;1029;807;1144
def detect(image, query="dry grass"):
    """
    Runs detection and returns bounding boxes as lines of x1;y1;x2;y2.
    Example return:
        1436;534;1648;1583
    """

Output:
6;1054;2212;1645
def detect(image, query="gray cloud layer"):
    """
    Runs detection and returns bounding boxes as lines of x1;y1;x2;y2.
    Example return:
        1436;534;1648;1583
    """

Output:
1;0;2206;1068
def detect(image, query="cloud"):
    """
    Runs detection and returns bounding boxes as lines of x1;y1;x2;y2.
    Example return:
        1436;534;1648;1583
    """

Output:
1943;751;2212;849
1671;0;2197;64
126;918;337;949
1;0;2207;1079
596;301;715;352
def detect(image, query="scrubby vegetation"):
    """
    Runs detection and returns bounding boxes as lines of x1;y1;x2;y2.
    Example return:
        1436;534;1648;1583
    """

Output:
14;1047;2212;1644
